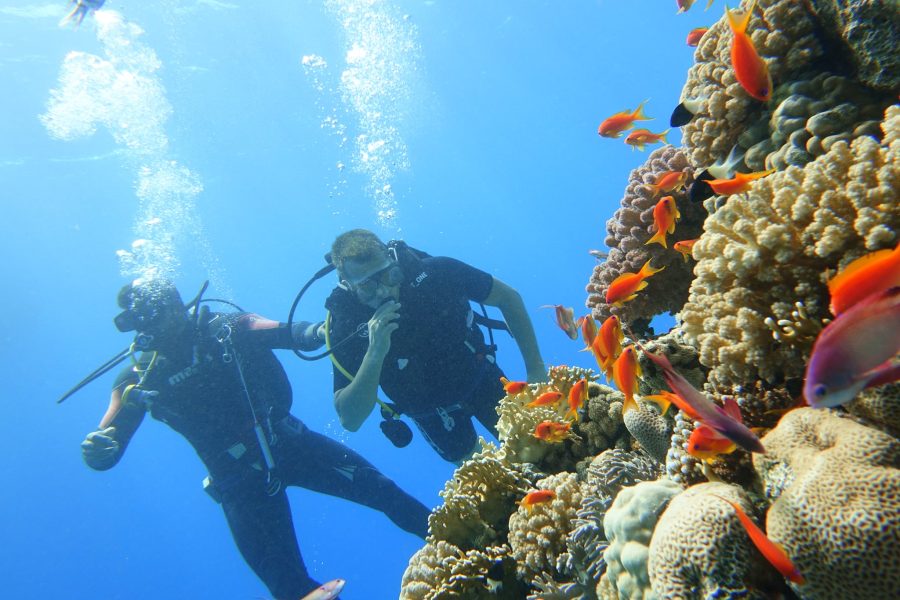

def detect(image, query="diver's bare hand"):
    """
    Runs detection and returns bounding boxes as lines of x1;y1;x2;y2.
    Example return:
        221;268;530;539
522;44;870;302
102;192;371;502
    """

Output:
367;300;400;357
81;426;120;469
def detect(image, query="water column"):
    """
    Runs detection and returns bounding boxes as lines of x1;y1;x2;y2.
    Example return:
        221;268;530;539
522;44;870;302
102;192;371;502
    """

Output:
303;0;421;230
41;9;225;289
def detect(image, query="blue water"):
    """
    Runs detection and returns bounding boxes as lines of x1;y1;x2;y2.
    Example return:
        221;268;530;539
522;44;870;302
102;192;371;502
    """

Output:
1;1;706;598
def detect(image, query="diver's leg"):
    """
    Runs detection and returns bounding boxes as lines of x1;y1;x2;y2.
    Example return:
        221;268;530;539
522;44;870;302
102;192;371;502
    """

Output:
277;417;430;539
469;365;505;439
412;407;480;464
219;479;321;599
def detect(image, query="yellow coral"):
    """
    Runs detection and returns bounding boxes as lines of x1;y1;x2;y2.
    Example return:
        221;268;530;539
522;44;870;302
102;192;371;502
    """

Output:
681;105;900;385
508;472;583;582
400;540;519;600
753;408;900;599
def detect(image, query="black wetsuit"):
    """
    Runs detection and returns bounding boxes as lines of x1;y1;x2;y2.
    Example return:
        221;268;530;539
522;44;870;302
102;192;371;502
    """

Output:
106;311;429;599
326;254;506;463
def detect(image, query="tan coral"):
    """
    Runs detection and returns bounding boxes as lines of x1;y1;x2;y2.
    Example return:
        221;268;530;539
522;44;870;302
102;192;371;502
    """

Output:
585;146;705;328
648;482;783;599
680;0;824;170
753;408;900;599
400;540;522;600
428;443;533;550
680;105;900;386
846;382;900;438
508;472;583;582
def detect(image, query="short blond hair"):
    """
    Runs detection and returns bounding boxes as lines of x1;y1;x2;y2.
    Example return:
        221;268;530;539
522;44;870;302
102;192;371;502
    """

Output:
331;229;388;274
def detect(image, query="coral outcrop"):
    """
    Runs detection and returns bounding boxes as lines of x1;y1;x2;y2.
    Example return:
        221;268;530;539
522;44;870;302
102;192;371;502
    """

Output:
753;408;900;599
648;482;782;599
585;146;706;326
681;105;900;386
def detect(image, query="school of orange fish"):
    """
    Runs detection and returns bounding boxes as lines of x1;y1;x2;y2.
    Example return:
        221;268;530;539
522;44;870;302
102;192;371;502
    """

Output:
518;0;900;589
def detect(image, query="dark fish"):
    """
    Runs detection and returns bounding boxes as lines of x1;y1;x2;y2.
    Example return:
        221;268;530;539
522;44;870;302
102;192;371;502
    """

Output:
670;103;695;127
688;169;715;203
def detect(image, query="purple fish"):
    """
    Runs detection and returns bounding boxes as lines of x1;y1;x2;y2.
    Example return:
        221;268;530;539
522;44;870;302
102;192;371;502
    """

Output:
641;347;765;454
804;286;900;408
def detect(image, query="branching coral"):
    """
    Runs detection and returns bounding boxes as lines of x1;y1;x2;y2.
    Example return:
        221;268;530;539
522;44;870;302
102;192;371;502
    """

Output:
602;478;683;600
753;408;900;599
680;105;900;386
647;482;782;599
400;541;524;600
428;443;534;550
508;472;583;583
680;0;825;170
585;146;706;327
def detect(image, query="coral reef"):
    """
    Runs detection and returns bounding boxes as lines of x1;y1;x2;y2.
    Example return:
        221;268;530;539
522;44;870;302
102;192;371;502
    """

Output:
648;482;782;599
681;105;900;386
753;408;900;599
680;0;825;170
585;146;706;326
847;382;900;437
809;0;900;90
400;541;523;600
508;472;584;583
622;403;671;464
602;478;682;600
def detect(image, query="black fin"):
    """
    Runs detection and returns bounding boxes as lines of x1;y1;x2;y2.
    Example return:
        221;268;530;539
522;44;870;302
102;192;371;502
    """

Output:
670;102;695;127
689;169;715;203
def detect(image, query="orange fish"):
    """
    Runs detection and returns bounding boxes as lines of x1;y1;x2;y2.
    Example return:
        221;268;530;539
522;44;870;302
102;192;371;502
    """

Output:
521;489;557;511
642;390;679;415
612;345;642;414
606;259;665;307
542;304;579;340
500;376;529;395
686;27;709;47
827;242;900;316
580;315;599;350
688;424;738;461
625;128;669;151
590;315;624;377
710;495;806;585
566;379;588;421
598;100;651;138
527;391;563;408
533;420;572;443
726;0;773;102
706;168;775;195
645;196;681;248
673;239;698;262
648;170;688;197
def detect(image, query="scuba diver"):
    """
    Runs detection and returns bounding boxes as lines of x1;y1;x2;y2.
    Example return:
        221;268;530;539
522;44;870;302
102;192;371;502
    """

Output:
61;0;106;27
79;278;430;599
325;229;547;464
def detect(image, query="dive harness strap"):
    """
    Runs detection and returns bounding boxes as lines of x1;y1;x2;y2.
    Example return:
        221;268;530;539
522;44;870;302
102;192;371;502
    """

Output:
213;317;281;496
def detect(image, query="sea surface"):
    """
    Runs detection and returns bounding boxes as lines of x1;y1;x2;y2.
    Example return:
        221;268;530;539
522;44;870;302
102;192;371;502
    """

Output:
0;2;702;598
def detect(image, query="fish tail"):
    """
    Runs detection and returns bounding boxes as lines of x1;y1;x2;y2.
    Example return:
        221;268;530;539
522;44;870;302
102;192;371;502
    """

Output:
639;259;665;277
726;1;753;35
659;129;671;144
645;230;668;248
633;99;651;121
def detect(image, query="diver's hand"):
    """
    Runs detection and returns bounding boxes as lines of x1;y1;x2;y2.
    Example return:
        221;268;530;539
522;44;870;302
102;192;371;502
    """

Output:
367;300;400;357
81;426;120;470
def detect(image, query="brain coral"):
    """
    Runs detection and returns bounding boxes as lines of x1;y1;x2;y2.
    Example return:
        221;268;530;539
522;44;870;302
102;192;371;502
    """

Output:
647;482;782;599
680;0;825;170
508;472;583;583
602;478;682;600
680;104;900;386
585;146;706;327
753;408;900;599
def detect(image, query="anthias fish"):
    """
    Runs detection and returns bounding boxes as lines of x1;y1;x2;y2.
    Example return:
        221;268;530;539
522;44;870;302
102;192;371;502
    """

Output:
804;286;900;408
827;242;900;316
606;260;665;307
726;0;773;102
625;128;670;151
598;101;651;138
521;489;556;511
533;420;572;442
645;196;681;248
706;168;775;195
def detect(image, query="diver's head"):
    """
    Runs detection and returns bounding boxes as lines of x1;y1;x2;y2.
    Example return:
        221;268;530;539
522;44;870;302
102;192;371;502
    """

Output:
114;278;187;339
331;229;403;308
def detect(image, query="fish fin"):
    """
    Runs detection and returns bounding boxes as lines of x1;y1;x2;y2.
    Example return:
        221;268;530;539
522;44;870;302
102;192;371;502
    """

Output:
644;394;672;415
645;230;668;247
659;129;670;144
861;358;900;389
721;396;744;422
827;245;899;301
726;1;753;35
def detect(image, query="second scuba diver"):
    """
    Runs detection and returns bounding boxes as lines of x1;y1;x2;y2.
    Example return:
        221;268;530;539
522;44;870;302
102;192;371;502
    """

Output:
326;229;547;464
79;278;430;599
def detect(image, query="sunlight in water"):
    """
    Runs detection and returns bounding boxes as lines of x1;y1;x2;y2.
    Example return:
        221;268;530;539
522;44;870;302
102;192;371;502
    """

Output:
305;0;421;230
40;10;227;292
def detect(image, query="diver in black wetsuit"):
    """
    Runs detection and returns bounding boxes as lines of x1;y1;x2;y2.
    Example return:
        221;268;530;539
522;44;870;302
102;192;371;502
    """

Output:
80;278;429;600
